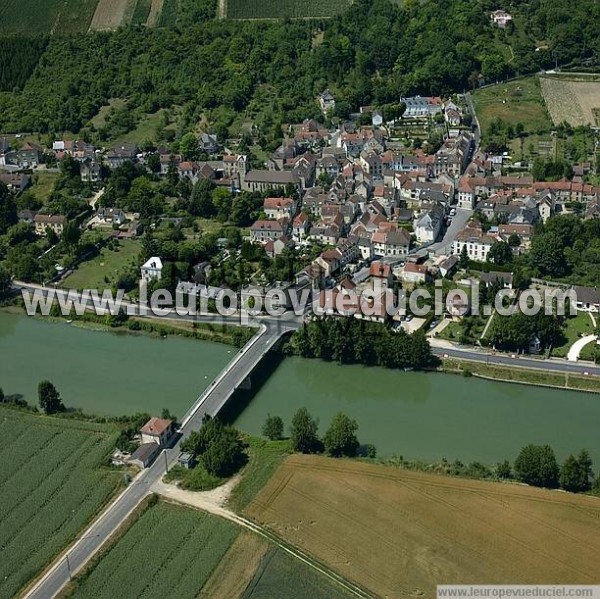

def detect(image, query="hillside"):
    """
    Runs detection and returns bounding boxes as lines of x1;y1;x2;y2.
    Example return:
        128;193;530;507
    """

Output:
0;0;598;139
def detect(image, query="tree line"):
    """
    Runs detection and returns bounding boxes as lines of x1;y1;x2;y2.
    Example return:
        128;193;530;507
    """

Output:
288;317;435;370
262;409;375;459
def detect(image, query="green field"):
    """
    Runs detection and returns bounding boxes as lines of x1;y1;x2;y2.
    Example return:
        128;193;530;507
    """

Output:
0;407;122;599
0;0;99;35
226;0;352;19
28;171;60;204
241;548;354;599
67;501;239;599
131;0;153;25
62;239;141;290
472;77;552;139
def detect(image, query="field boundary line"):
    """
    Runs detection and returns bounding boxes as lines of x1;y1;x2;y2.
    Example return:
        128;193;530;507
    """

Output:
155;491;374;599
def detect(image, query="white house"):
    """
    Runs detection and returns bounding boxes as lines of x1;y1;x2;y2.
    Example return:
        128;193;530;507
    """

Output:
491;10;513;28
413;206;444;243
141;257;163;282
319;89;336;114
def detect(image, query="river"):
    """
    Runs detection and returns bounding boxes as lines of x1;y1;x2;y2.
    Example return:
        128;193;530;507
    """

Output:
233;356;600;464
0;311;232;418
1;311;599;464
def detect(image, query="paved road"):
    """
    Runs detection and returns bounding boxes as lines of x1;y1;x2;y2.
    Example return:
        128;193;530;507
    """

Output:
428;207;472;256
23;321;293;599
432;345;600;377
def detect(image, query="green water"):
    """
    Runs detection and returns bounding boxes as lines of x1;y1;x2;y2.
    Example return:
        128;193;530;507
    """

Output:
2;311;599;465
0;311;232;417
233;356;600;464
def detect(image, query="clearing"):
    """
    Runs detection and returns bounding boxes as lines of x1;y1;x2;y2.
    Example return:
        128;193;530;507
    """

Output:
540;76;600;127
61;239;141;290
248;454;600;599
0;407;122;599
89;0;136;31
225;0;352;19
472;77;552;138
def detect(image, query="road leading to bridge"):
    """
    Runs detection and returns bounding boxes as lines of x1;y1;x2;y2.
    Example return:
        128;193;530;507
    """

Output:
22;322;293;599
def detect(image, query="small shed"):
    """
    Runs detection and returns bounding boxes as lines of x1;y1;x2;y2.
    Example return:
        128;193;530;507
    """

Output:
178;452;196;469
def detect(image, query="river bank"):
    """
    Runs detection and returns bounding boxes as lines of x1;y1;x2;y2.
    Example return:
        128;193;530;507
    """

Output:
439;357;600;393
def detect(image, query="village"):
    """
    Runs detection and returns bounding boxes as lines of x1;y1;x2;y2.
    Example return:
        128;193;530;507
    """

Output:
1;89;600;354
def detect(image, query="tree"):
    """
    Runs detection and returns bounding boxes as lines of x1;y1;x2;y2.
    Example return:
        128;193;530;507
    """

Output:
514;444;559;488
201;429;245;477
496;459;512;479
562;449;595;493
38;380;65;414
577;449;593;492
0;387;4;403
487;241;513;265
507;233;521;247
61;220;81;250
458;245;469;269
529;233;567;277
323;412;360;457
179;132;199;160
262;414;284;441
189;178;216;217
290;407;320;453
0;182;18;235
0;265;11;301
559;454;584;492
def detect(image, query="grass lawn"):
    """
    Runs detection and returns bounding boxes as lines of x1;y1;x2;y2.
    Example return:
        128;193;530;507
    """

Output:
88;99;128;130
228;437;291;513
0;407;122;599
65;501;239;599
472;76;552;138
28;172;60;204
551;312;596;358
441;358;600;393
61;239;141;290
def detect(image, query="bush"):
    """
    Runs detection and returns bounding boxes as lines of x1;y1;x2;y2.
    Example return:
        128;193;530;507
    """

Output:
514;444;559;488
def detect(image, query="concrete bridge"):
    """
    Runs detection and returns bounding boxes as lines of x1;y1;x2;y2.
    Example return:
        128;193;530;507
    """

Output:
23;314;298;599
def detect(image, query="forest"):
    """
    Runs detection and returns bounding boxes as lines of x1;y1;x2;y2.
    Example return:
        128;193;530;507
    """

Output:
0;0;598;135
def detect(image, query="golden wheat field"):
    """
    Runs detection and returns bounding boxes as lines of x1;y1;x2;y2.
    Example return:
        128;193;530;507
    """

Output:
540;77;600;126
248;455;600;599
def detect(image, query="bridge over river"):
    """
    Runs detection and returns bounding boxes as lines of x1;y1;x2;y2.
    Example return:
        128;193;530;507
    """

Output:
22;304;298;599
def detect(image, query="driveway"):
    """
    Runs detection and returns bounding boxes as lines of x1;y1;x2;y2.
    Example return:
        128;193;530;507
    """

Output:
567;335;599;362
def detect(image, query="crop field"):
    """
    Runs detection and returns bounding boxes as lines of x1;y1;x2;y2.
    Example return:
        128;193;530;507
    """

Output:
0;0;99;35
0;407;122;599
248;455;600;598
67;502;239;599
89;0;136;30
200;529;354;599
472;77;552;137
540;76;600;127
225;0;352;19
